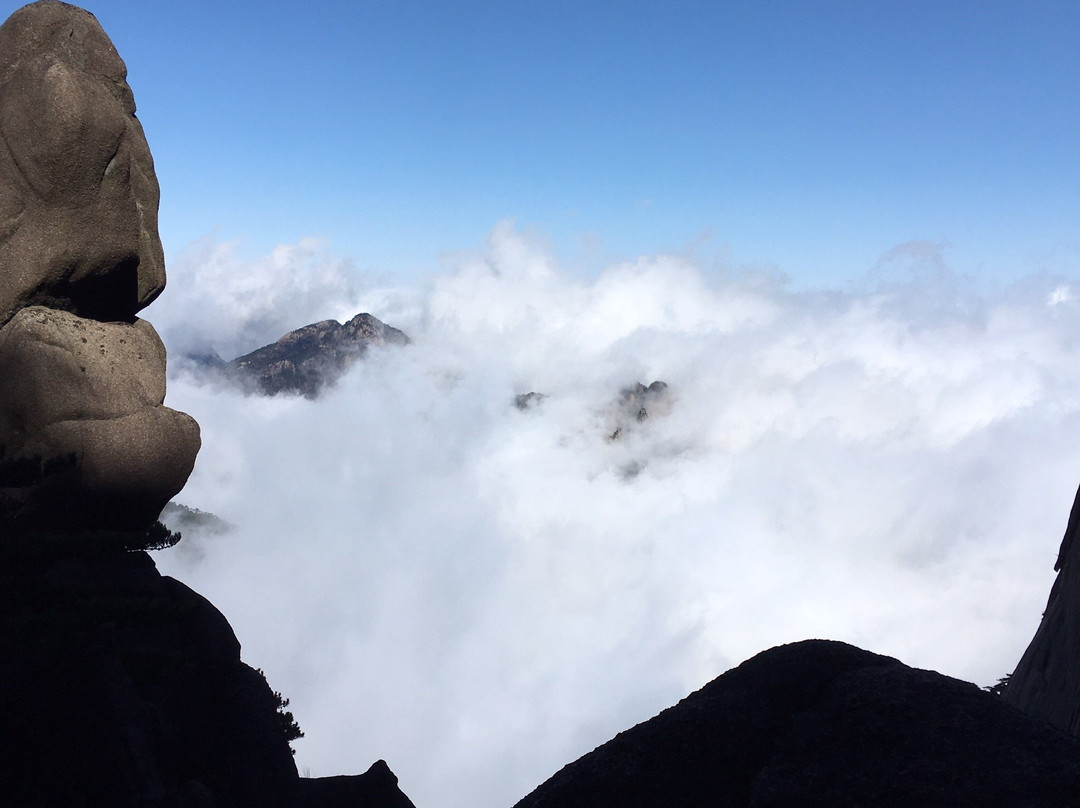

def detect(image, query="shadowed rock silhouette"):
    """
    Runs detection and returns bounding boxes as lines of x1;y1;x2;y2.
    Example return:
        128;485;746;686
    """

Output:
514;640;1080;808
1005;480;1080;734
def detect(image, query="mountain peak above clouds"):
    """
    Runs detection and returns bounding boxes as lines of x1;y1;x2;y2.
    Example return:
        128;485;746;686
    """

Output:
226;312;409;397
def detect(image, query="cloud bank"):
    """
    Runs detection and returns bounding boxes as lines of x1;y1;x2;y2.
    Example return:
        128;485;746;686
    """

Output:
152;222;1080;808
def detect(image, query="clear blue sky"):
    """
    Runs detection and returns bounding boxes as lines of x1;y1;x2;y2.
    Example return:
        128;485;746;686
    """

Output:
15;0;1080;287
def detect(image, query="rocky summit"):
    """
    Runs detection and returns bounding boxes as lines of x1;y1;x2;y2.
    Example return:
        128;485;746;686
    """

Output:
227;312;409;398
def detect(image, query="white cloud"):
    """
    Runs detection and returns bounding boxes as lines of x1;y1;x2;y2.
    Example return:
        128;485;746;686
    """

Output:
154;223;1080;808
143;236;376;360
1049;284;1072;306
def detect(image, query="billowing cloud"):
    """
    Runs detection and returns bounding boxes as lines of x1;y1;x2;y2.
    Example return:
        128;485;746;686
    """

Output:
145;236;371;360
153;222;1080;808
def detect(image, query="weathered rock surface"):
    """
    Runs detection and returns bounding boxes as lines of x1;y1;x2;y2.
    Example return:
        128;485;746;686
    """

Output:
0;307;167;430
514;640;1080;808
227;312;409;398
0;1;199;535
1004;481;1080;734
0;0;165;326
0;306;199;531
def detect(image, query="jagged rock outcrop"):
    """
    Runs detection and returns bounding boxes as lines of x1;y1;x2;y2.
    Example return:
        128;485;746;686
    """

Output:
607;380;669;442
1004;482;1080;733
227;312;409;397
514;640;1080;808
514;391;547;410
512;381;670;433
0;0;199;534
620;380;669;419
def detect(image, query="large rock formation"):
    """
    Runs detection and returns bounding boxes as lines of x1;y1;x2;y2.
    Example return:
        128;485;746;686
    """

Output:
514;640;1080;808
226;312;409;398
0;0;198;535
1004;482;1080;732
0;0;165;324
0;4;414;806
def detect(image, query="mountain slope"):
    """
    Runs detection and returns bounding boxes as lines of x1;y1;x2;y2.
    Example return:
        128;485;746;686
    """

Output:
228;313;409;397
514;639;1080;808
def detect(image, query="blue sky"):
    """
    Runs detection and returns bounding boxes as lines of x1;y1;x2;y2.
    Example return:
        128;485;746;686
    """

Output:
28;0;1080;287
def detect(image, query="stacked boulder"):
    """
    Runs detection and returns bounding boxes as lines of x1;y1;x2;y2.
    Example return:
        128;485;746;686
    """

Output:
0;0;199;535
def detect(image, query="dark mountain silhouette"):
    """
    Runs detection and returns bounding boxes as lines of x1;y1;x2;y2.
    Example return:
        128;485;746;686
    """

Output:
514;640;1080;808
1005;480;1080;731
0;533;417;808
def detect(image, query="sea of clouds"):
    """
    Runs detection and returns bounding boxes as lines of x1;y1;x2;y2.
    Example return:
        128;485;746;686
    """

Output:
145;221;1080;808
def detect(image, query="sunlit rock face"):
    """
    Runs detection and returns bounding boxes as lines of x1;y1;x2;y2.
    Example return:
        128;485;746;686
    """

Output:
1004;483;1080;733
0;1;199;534
0;0;165;323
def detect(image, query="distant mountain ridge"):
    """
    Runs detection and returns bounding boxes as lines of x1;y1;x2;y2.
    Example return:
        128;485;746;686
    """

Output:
225;312;409;397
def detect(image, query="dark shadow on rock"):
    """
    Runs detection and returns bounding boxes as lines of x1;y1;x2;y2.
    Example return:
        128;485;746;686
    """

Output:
0;543;299;807
1005;479;1080;736
0;536;417;807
